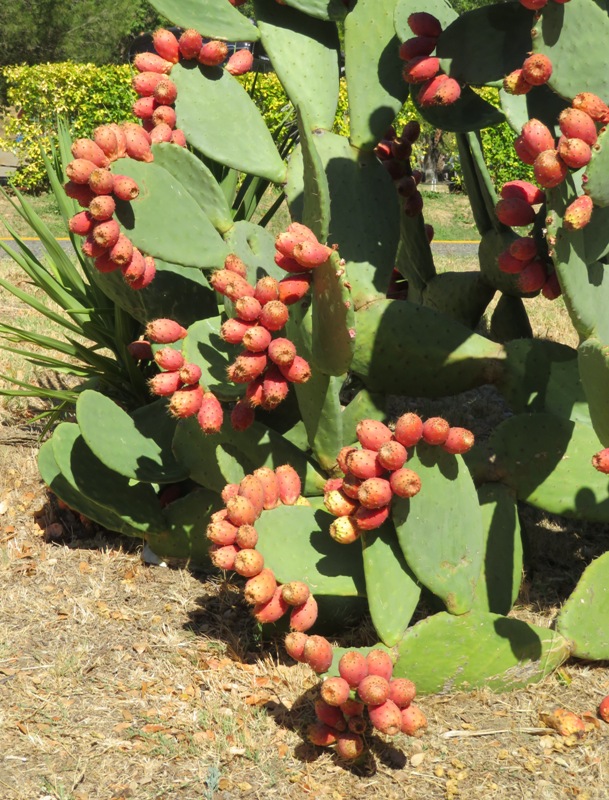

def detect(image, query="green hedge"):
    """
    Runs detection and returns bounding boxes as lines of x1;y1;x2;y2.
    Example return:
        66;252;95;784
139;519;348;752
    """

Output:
1;62;532;194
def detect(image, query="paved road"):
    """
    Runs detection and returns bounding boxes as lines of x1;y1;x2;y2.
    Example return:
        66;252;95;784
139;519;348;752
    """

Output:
0;236;480;260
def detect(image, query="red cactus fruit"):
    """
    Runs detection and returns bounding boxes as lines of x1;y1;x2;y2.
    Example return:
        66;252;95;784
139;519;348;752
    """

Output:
92;219;120;249
542;272;561;301
228;352;268;384
121;250;146;286
517;259;547;293
400;703;428;735
230;399;255;431
303;635;334;673
132;71;164;97
234;548;265;578
209;543;239;571
315;699;347;732
259;300;290;331
154;347;184;372
198;40;229;66
278;273;313;305
252;466;280;510
388;678;416;708
329;515;361;544
267;338;297;367
599;695;609;722
246;378;265;408
408;11;442;37
324;477;343;494
244;569;277;606
347;448;384;480
261;367;290;410
336;732;364;760
339;651;368;688
442;427;475;455
367;649;394;680
292;240;333;268
404;190;424;216
509;236;538;262
278;356;311;384
108;123;127;158
356;419;393;451
81;236;107;259
64;180;95;208
357;675;390;706
564;195;594;231
572;92;609;123
514;135;538;165
369;699;402;735
358;478;392;509
592;448;609;474
557;137;592;170
178;29;203;60
377;440;407;471
88;167;115;196
221;318;252;345
347;716;368;735
275;251;307;273
133;51;173;74
152;105;177;128
421;416;450;445
521;118;555;156
153;28;180;63
69;211;94;237
235;524;258;549
223;253;247;278
94;252;120;273
148;371;181;397
225;496;258;529
153;78;178;105
71;138;109;168
498;249;528;274
501;180;545;205
131;255;156;291
341;474;363;499
389;468;422;498
226;48;254;76
132;96;155;119
238;474;266;517
290;594;318;631
533;150;569;189
88;195;116;221
275;464;301;505
112;175;140;201
221;483;239;504
151;124;173;145
66;158;99;185
206;519;238;546
398;36;437;61
307;722;339;747
285;631;308;662
123;125;153;162
558;108;598;146
355;505;390;530
521;54;552;86
402;56;440;84
321;676;351;707
178;362;202;385
235;295;262;322
253;586;289;623
336;445;358;474
281;581;310;606
197;391;224;435
503;68;532;96
254;276;280;305
241;326;272;355
418;75;461;106
394;411;424;447
341;699;365;718
171;129;187;147
519;0;548;8
127;340;152;360
92;125;120;160
495;198;536;227
324;489;359;517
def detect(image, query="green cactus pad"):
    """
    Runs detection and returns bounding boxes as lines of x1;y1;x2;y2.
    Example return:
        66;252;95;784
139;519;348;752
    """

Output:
479;230;532;298
489;295;533;343
151;143;233;235
173;416;326;495
76;390;189;483
532;0;609;104
223;220;285;284
172;63;287;184
296;108;330;243
280;0;347;21
254;0;340;131
555;551;609;660
182;316;244;401
255;502;366;596
110;159;228;269
344;0;409;150
51;423;166;534
394;0;457;41
423;272;495;330
456;132;497;237
393;611;571;694
392;445;484;615
412;85;504;134
437;3;533;85
395;212;436;299
146;488;221;568
578;338;609;445
285;131;400;310
351;298;504;397
584;124;609;208
499;339;590;426
471;483;522;616
148;0;259;40
340;389;386;448
362;521;421;646
91;260;215;328
583;206;609;263
489;412;609;522
311;253;355;377
38;440;143;538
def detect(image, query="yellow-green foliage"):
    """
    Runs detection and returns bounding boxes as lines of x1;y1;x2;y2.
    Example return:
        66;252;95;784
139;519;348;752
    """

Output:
0;63;136;192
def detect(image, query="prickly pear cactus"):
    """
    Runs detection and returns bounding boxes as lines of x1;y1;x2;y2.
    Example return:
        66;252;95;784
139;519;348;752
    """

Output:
32;0;609;762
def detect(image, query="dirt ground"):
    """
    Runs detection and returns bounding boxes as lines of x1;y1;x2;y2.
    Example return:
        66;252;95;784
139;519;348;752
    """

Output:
0;438;608;800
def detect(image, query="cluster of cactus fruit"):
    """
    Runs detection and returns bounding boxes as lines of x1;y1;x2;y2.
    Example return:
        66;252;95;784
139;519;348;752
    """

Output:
29;0;609;763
